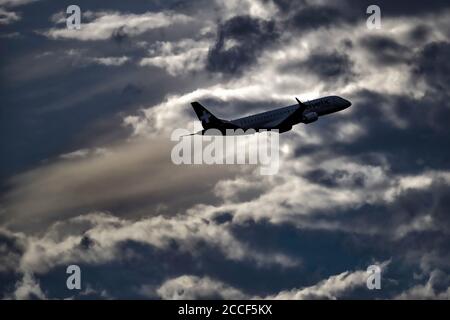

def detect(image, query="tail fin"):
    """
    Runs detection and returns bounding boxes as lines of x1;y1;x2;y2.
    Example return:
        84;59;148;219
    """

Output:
191;102;223;129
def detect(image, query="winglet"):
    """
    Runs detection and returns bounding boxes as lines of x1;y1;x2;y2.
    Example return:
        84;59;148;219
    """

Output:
295;97;307;114
295;97;306;107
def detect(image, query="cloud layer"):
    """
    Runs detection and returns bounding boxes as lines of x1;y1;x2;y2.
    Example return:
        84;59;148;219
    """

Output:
1;0;450;299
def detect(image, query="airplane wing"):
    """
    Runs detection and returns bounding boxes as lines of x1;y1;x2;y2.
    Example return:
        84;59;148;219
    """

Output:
264;98;307;128
262;117;291;128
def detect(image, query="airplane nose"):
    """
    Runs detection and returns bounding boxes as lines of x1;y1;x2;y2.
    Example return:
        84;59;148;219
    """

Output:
342;98;351;108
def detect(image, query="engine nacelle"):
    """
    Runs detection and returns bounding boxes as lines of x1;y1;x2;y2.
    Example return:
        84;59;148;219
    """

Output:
302;112;318;124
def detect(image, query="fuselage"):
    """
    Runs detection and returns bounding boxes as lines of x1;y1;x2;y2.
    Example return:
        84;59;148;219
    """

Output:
190;95;351;135
229;95;351;132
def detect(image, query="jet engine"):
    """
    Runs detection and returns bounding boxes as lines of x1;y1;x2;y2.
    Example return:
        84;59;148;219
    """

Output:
302;112;318;124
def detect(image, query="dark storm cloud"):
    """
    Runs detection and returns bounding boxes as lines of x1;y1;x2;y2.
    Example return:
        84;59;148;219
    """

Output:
26;235;287;299
413;41;450;93
0;229;24;273
332;90;450;174
299;179;450;294
287;5;353;32
408;24;432;43
271;0;450;33
281;50;355;83
360;35;410;65
37;241;220;299
324;180;450;236
0;229;24;296
207;15;279;75
304;169;366;188
0;208;298;299
230;180;450;298
111;26;128;44
230;220;397;298
213;212;233;225
290;33;450;175
286;70;450;293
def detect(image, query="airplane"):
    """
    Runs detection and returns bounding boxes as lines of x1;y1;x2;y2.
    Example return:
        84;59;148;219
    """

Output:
190;95;351;135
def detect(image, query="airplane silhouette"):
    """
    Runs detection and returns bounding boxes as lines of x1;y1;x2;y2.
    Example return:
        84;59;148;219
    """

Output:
190;96;351;135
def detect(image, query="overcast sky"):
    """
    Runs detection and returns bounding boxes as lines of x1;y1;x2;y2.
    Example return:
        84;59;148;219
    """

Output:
1;0;450;299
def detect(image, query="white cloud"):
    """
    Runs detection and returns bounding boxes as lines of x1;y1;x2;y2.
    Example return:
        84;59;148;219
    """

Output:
49;11;65;24
140;39;210;76
90;56;130;66
156;264;389;300
125;15;437;138
59;148;110;160
5;209;298;282
156;275;248;299
215;0;279;20
396;270;450;299
265;260;390;299
114;10;450;244
385;171;450;203
44;11;193;41
265;270;368;300
12;273;46;300
0;7;20;24
0;0;38;7
0;228;26;273
2;1;450;300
